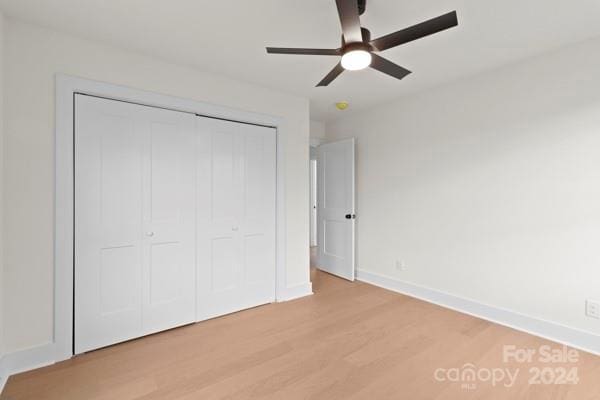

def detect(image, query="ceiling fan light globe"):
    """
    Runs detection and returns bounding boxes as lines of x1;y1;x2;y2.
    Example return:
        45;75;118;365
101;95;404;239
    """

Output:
341;50;372;71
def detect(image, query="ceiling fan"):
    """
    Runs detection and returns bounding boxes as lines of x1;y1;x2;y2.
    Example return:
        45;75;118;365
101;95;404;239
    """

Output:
266;0;458;87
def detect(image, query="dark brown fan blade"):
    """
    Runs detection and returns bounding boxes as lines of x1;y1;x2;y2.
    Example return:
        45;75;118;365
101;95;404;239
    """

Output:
370;11;458;51
317;62;345;87
266;47;341;56
336;0;363;44
370;54;411;80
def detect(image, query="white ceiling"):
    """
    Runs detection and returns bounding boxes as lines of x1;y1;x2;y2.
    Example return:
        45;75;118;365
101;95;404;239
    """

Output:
1;0;600;122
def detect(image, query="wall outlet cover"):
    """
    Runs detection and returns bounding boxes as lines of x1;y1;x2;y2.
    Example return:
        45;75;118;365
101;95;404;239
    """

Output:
395;260;405;271
585;299;600;319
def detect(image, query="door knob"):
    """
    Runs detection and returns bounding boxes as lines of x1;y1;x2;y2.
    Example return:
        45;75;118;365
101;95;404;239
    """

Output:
146;231;155;237
345;214;356;219
232;226;239;231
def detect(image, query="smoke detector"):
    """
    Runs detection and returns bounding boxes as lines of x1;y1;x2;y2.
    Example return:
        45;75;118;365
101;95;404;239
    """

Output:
336;102;349;110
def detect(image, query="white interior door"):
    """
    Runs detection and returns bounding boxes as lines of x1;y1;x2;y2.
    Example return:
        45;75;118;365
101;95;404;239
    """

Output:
196;117;277;321
317;138;355;281
75;95;196;353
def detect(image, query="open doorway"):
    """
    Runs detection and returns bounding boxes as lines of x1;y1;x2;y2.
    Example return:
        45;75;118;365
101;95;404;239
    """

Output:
310;159;318;247
310;146;319;270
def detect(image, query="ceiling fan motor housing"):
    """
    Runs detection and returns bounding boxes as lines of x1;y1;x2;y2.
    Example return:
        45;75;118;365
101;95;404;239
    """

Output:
358;0;367;15
341;27;371;48
343;41;372;56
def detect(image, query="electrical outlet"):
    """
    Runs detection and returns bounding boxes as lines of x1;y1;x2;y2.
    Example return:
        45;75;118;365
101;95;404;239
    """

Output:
395;260;406;271
586;299;600;319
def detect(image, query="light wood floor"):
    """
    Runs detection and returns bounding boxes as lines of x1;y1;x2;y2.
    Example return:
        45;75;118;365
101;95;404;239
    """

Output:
3;268;599;399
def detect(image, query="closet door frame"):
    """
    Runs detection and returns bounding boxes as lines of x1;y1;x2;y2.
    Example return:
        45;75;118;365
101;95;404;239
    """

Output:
55;74;289;362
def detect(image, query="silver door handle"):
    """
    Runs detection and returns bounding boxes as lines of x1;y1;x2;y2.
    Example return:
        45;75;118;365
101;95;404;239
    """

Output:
146;231;155;237
232;226;239;231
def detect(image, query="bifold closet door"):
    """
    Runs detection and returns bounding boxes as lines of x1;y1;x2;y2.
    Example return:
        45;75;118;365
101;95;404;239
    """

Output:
196;117;277;320
75;95;196;353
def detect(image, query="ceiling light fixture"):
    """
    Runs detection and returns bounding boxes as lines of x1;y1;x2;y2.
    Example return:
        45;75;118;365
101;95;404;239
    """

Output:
341;49;372;71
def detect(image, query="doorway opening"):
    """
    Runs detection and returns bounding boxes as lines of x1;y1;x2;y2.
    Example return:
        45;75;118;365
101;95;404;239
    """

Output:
309;144;321;291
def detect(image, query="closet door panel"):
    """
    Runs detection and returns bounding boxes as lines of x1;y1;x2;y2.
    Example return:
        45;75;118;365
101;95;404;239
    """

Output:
196;118;276;321
75;95;144;353
241;127;277;296
141;107;197;333
196;118;242;319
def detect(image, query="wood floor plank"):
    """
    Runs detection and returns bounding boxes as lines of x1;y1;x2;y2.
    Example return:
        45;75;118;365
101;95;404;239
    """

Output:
2;269;599;400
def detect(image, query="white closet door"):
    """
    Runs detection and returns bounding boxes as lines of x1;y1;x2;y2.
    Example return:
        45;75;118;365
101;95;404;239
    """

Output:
75;95;196;353
75;95;144;353
140;106;197;334
196;117;276;320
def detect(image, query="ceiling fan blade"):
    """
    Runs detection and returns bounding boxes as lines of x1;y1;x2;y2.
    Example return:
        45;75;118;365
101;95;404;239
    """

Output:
370;54;411;80
317;62;345;87
370;11;458;51
266;47;341;56
335;0;363;44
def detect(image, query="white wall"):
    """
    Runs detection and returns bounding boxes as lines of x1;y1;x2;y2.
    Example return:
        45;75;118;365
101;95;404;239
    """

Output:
2;19;310;353
309;119;326;142
327;37;600;337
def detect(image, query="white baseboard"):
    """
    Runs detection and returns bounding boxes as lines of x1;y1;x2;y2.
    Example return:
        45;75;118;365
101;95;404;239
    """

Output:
0;343;56;394
279;282;313;302
0;356;7;395
357;269;600;356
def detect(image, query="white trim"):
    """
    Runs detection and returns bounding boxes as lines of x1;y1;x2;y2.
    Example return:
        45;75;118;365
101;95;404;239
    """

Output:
0;357;6;394
0;343;56;393
278;282;314;302
357;269;600;356
55;74;288;363
1;343;56;376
